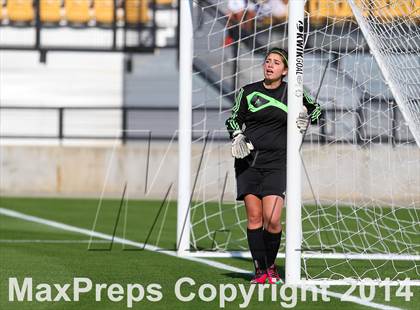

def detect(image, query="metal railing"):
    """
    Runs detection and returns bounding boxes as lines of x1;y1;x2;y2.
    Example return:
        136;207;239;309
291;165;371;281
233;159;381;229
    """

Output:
0;104;415;145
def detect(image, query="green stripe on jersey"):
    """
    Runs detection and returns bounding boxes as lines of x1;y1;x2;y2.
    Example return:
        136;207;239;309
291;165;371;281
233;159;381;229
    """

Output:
232;88;244;113
303;90;315;105
311;106;321;121
227;88;244;131
246;91;288;113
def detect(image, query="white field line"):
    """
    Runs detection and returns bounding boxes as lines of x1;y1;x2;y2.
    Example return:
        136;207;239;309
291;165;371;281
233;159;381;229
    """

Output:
0;239;110;243
0;207;403;310
0;207;247;274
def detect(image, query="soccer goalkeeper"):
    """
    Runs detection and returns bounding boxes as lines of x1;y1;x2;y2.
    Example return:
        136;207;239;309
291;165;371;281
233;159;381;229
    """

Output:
225;47;321;284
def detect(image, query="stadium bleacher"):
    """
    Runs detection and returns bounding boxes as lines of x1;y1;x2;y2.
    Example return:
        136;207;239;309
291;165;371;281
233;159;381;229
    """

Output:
2;0;418;27
0;0;416;143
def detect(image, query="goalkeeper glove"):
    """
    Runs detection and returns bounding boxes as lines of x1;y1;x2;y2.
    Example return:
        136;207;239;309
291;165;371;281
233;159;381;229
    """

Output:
296;106;309;134
231;130;254;159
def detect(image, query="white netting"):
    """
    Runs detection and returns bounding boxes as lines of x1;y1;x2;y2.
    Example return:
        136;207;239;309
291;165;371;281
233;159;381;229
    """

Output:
348;0;420;146
188;0;420;283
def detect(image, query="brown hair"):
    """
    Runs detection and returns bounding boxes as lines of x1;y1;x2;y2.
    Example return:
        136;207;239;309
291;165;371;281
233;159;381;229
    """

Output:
265;48;288;67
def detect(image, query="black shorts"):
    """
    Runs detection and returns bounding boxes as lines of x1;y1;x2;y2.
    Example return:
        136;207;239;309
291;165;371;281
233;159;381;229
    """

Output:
235;166;286;201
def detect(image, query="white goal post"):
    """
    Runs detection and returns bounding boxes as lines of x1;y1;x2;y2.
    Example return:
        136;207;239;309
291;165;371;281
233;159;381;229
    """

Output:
285;0;305;286
177;0;193;256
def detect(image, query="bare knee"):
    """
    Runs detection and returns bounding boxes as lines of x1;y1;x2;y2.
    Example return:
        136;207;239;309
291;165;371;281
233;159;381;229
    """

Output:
262;195;284;233
266;221;282;233
247;214;263;229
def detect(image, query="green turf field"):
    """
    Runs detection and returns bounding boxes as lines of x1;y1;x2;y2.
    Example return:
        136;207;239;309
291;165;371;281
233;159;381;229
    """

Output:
0;196;419;309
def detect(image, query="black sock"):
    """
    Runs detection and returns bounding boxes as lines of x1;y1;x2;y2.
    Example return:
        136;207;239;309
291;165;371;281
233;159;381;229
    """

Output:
247;227;267;271
263;229;282;267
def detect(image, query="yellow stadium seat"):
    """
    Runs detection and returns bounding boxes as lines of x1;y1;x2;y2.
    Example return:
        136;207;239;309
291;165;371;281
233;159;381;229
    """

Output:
156;0;173;5
334;1;353;19
93;0;114;25
7;0;35;23
371;0;411;20
40;0;62;24
65;0;91;24
126;0;149;25
415;0;420;20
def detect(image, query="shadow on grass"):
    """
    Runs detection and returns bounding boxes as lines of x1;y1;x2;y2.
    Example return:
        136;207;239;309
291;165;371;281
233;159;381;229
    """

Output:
223;262;285;282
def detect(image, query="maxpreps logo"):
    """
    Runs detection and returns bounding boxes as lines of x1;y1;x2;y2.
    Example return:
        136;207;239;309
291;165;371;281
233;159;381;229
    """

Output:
295;20;304;80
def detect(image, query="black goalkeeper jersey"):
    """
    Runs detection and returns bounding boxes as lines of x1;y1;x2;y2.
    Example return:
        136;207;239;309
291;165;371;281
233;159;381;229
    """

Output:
226;80;321;169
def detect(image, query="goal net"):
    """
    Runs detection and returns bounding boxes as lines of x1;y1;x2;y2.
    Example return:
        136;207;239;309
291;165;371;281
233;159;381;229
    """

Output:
180;0;420;285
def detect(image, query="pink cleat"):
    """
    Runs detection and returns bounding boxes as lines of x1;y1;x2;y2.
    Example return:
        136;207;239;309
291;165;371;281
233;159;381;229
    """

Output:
266;264;283;284
250;268;268;284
